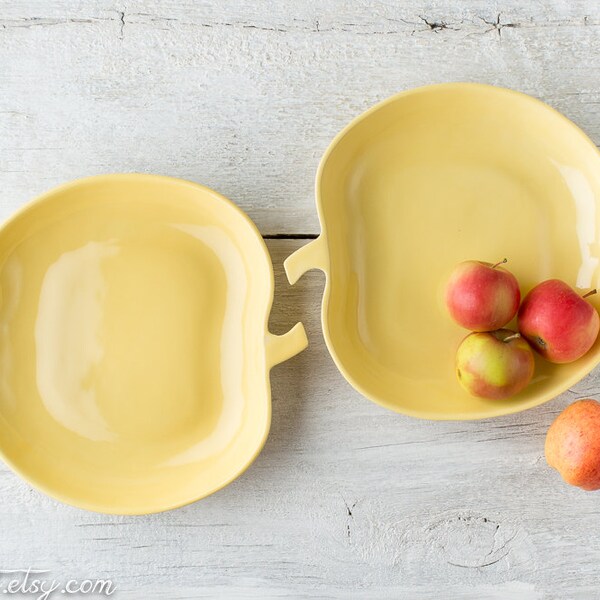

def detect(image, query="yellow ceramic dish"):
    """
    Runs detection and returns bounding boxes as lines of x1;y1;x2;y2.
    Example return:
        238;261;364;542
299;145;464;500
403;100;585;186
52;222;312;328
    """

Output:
0;174;307;514
285;83;600;420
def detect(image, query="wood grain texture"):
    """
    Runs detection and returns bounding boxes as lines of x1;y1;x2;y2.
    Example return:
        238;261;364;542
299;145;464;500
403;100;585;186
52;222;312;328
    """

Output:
1;1;600;598
2;1;600;234
0;240;597;599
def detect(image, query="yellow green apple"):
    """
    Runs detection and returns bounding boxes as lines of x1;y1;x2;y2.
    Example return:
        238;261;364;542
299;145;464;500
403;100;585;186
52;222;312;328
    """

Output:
456;329;535;399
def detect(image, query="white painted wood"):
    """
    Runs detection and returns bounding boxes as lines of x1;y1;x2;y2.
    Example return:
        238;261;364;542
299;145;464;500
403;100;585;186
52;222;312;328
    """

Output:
0;240;596;599
2;1;600;234
1;2;600;598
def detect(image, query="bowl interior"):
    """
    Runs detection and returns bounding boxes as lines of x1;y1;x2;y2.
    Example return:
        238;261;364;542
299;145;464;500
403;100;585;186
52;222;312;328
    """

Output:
319;84;600;419
0;175;273;512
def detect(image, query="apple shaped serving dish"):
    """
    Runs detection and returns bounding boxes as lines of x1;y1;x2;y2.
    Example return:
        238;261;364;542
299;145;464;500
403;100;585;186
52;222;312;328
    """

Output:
285;82;600;420
0;174;307;513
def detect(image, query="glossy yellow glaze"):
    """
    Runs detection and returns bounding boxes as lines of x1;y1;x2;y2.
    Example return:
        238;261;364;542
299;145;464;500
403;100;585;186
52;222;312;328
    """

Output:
285;83;600;419
0;175;307;513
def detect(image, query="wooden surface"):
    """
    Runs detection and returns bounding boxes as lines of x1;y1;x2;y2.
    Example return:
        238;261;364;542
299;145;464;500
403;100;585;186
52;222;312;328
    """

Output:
1;1;600;598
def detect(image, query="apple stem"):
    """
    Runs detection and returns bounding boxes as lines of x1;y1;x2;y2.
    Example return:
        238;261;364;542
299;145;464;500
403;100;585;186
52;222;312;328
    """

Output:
583;289;597;299
502;333;521;343
491;258;508;269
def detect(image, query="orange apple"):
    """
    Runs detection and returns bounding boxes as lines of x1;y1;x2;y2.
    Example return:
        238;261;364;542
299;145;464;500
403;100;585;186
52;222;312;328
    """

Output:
455;329;534;399
446;259;520;331
545;399;600;490
518;279;599;363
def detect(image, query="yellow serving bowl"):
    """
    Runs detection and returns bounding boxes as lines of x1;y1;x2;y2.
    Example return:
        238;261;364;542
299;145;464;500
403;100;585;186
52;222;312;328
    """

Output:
0;174;307;513
286;83;600;420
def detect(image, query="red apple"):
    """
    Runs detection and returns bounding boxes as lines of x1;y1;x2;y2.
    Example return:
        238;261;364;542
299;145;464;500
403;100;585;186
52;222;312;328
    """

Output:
455;329;535;399
445;259;520;331
518;279;599;363
545;399;600;490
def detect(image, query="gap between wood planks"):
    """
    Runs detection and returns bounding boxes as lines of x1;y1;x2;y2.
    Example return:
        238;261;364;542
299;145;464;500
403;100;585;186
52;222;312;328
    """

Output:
263;233;318;240
2;10;598;39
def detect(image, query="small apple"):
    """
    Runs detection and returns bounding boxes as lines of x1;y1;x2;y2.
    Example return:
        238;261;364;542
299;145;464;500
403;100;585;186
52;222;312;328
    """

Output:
456;329;535;399
445;259;520;331
545;399;600;491
518;279;600;363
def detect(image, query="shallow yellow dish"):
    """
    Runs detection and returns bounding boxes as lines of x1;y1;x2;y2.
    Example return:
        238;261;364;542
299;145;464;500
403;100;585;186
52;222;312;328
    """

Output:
285;83;600;420
0;174;307;513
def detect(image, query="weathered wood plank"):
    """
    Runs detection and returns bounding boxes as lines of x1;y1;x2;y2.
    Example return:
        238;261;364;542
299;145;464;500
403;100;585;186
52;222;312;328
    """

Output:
2;1;600;234
0;239;597;598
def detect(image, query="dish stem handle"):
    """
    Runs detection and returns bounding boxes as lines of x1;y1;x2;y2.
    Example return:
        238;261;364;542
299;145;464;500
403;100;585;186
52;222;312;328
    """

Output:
265;323;308;369
284;235;328;285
